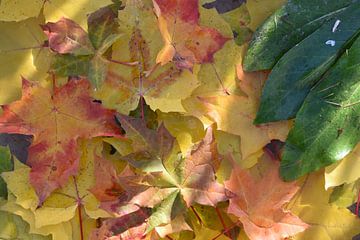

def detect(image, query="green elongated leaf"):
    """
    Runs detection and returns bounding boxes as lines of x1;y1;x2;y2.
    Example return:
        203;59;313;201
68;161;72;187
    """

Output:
243;0;356;71
255;1;360;124
0;146;12;199
280;35;360;181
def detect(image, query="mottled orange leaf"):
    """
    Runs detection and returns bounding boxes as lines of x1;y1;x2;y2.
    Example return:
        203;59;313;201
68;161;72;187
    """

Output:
153;0;230;69
128;126;228;208
90;155;140;216
0;78;121;203
224;154;308;240
42;17;94;55
90;208;151;240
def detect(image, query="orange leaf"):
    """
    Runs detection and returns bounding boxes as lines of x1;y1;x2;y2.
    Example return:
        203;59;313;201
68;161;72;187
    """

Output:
0;78;121;203
153;0;230;69
90;208;151;240
224;154;309;240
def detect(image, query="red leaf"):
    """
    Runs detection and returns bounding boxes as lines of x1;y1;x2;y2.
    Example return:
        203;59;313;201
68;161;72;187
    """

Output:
42;17;94;55
0;78;121;203
153;0;230;69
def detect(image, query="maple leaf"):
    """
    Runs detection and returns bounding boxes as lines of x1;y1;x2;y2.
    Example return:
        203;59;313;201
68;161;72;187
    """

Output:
184;64;290;159
95;1;199;114
1;140;112;240
42;17;95;56
90;208;151;240
113;121;228;232
0;79;121;203
224;154;308;240
48;4;123;88
288;171;360;240
0;17;49;105
153;0;230;69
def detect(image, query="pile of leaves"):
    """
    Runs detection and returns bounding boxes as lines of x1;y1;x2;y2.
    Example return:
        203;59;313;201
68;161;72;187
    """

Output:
0;0;359;239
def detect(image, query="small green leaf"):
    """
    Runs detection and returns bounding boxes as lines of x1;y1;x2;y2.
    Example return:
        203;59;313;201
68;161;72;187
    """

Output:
255;1;360;123
89;55;108;89
280;34;360;181
51;54;91;77
0;146;12;199
243;0;355;71
88;3;121;50
146;190;182;233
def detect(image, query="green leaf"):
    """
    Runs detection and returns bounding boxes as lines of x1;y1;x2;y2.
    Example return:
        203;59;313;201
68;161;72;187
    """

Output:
0;146;12;199
146;190;182;232
243;0;356;71
89;55;108;89
87;3;121;50
254;1;360;124
280;34;360;181
51;54;91;77
329;180;360;208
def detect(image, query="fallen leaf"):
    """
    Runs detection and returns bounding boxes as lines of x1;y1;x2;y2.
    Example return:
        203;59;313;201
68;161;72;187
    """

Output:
0;146;12;199
42;17;95;55
0;79;121;203
1;140;111;240
224;153;308;240
153;0;230;69
288;171;360;240
325;142;360;189
96;1;199;114
0;17;49;105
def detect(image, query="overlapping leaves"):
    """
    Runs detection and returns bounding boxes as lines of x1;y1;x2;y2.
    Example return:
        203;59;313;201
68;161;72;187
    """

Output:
0;0;360;239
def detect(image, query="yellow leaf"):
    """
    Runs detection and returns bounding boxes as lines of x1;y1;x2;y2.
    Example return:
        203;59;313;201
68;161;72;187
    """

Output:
0;17;49;105
0;0;43;21
96;0;199;114
1;139;110;240
43;0;113;30
1;195;72;240
325;142;360;189
246;0;286;31
288;171;360;240
193;226;228;240
157;111;205;154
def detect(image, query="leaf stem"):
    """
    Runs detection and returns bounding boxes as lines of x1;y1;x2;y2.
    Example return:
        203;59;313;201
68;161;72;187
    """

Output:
211;221;240;240
108;58;139;67
73;177;84;240
140;96;145;120
215;207;229;237
356;188;360;217
211;63;230;95
191;206;203;225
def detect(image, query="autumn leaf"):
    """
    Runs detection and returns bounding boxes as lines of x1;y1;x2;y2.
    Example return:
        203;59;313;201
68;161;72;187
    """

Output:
106;121;228;232
1;140;111;240
0;146;12;199
0;79;121;203
0;208;51;240
42;18;95;56
0;17;49;105
48;4;123;88
95;1;199;114
288;171;360;240
153;0;230;69
224;153;308;240
90;208;151;240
